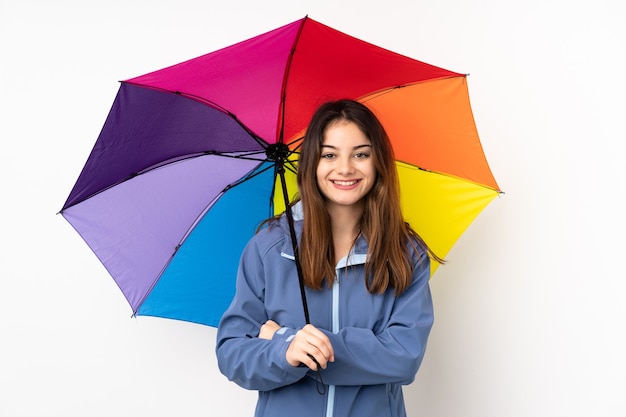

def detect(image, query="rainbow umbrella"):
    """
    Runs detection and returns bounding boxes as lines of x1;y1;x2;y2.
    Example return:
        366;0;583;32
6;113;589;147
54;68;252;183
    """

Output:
60;16;501;327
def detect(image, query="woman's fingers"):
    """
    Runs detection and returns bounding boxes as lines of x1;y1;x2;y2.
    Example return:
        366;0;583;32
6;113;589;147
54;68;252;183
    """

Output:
302;325;334;363
286;324;334;370
259;319;280;340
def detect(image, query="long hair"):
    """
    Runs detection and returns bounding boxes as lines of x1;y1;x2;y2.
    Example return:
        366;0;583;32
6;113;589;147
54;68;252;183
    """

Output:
296;99;443;295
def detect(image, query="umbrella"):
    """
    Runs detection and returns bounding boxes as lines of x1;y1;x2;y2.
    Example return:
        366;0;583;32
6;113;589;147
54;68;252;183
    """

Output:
60;16;501;327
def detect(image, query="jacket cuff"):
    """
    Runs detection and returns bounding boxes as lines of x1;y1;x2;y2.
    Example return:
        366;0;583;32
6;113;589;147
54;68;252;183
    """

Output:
273;326;297;343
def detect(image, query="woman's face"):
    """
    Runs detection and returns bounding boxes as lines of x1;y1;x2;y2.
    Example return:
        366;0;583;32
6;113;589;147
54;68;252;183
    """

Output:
316;120;376;211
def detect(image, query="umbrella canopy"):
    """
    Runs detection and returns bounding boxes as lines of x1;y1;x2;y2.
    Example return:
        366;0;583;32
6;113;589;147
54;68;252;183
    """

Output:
60;16;500;327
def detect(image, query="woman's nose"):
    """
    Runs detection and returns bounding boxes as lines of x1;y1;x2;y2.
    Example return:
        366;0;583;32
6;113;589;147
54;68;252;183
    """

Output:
336;157;355;174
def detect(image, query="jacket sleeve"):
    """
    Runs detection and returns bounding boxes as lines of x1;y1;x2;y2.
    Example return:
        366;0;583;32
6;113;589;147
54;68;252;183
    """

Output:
315;255;434;386
215;236;308;391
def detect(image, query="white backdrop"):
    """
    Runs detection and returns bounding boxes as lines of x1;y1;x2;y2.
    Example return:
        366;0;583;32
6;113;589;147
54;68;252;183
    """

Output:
2;0;624;416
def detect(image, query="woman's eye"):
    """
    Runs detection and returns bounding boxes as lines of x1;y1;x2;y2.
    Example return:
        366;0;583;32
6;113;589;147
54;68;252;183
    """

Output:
320;153;335;159
354;152;370;159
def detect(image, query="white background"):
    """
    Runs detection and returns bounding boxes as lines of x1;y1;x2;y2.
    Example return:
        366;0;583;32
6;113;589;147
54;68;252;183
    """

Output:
2;0;624;416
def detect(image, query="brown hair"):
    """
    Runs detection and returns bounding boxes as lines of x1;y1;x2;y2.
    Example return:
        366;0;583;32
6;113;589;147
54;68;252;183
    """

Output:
296;99;443;295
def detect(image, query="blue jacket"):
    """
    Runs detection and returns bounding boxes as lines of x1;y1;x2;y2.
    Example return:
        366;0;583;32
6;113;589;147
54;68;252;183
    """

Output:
216;203;434;417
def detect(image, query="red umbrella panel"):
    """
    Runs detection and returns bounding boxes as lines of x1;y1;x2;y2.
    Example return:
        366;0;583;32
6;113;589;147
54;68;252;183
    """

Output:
60;17;501;326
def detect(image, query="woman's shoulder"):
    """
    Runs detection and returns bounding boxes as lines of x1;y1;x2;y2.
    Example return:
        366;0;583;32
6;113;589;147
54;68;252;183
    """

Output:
405;233;431;271
247;217;290;255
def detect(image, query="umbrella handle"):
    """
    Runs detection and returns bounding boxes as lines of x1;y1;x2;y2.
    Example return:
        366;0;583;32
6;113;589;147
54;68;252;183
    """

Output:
277;165;311;324
277;164;326;396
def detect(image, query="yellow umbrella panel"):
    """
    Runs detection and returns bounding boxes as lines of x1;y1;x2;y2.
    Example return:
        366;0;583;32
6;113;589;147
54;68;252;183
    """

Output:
397;162;498;275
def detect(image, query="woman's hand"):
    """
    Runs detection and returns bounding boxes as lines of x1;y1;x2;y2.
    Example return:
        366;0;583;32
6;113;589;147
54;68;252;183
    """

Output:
259;319;281;340
286;324;335;370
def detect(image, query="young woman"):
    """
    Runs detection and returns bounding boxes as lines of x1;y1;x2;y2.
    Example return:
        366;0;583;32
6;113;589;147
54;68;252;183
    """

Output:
216;99;441;417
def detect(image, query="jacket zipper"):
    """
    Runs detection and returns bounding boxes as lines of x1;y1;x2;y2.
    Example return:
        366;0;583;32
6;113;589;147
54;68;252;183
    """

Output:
325;270;340;417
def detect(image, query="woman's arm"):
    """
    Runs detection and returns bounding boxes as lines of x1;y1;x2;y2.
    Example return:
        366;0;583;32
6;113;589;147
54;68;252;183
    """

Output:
215;238;308;391
314;256;433;386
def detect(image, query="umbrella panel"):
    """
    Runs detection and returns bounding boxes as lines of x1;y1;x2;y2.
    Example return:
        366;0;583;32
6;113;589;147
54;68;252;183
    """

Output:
397;162;498;274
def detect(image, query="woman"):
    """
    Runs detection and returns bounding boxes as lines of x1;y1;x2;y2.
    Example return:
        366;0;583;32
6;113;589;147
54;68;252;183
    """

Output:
216;99;442;417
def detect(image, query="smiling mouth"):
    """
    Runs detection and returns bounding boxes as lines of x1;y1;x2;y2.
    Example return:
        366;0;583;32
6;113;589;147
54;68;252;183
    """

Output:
332;180;360;186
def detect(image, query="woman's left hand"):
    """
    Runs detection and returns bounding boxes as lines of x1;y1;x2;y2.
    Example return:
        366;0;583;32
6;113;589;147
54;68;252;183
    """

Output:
259;319;281;340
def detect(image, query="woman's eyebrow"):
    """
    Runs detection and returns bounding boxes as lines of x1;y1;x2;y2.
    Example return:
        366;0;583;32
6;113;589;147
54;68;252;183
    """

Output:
321;144;372;150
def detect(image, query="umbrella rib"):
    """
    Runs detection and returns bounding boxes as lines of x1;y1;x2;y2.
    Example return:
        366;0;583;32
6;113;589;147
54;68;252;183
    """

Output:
60;150;275;211
283;158;298;175
286;136;304;150
276;17;308;145
133;150;270;175
225;162;275;192
219;153;299;194
358;74;465;103
396;161;503;194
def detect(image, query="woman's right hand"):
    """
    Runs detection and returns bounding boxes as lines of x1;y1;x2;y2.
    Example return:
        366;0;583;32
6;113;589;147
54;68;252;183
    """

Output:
286;324;335;370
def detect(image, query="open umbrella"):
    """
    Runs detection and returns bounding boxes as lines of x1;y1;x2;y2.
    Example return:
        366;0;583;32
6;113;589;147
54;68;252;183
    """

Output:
60;16;501;327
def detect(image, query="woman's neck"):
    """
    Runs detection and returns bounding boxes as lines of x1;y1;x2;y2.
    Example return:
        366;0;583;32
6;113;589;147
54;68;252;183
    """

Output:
326;203;363;263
